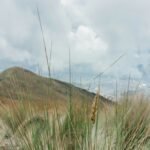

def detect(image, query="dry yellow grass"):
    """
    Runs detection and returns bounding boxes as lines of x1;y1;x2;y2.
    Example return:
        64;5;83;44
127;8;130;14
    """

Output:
1;94;150;150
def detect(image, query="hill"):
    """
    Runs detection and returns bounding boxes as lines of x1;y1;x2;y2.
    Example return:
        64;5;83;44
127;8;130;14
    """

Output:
0;67;113;104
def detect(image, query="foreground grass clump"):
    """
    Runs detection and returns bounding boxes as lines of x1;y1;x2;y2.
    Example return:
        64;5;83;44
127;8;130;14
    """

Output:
0;95;150;149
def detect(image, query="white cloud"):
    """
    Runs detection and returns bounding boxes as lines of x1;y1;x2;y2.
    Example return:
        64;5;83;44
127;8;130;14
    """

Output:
0;36;31;62
60;0;72;6
0;0;36;44
68;25;108;64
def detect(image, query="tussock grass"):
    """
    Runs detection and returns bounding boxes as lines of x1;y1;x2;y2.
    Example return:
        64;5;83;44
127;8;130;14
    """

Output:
0;94;150;149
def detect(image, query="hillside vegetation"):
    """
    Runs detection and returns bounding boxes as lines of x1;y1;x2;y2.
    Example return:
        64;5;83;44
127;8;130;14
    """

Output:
0;67;111;104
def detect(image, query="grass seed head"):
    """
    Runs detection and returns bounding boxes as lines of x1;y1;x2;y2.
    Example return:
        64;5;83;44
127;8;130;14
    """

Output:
90;91;99;124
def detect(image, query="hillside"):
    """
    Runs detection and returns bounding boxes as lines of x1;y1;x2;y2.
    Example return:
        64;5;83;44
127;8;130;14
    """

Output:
0;67;112;104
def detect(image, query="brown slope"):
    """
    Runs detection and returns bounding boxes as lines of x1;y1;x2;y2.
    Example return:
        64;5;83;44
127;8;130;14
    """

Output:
0;67;113;104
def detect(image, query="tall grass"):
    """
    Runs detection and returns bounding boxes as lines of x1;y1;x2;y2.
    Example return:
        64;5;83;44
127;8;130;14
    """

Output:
0;94;150;149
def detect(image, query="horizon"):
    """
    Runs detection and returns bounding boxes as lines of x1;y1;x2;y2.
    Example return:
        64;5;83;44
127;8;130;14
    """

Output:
0;0;150;97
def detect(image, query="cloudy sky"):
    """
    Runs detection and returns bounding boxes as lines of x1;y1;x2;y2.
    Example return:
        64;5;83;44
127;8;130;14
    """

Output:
0;0;150;97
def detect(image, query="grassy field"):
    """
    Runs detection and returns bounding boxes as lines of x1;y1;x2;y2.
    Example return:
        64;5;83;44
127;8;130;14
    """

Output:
0;93;150;150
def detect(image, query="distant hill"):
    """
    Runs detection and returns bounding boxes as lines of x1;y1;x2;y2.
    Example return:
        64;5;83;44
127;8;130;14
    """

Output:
0;67;113;104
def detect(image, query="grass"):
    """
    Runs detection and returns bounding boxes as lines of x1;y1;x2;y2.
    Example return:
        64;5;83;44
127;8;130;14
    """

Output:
0;94;150;149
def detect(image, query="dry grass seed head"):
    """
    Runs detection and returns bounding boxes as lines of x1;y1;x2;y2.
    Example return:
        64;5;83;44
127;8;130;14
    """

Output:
90;91;100;124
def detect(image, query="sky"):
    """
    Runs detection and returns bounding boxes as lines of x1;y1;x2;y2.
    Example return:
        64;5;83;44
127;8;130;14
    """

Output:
0;0;150;97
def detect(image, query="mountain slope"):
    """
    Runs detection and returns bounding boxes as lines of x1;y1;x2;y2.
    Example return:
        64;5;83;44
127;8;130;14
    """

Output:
0;67;113;104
